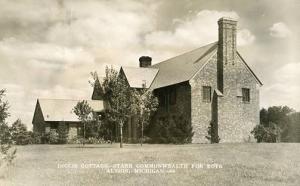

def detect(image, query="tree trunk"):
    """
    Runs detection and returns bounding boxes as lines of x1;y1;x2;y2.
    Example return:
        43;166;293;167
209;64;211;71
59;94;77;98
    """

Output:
83;122;86;146
120;121;123;148
140;119;144;146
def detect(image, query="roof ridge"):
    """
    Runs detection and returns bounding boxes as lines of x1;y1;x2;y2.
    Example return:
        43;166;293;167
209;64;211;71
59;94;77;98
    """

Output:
38;98;97;101
122;66;158;70
152;41;218;67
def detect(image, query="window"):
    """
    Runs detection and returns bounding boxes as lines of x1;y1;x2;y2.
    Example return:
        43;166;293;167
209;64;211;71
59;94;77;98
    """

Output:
202;86;211;102
242;88;250;102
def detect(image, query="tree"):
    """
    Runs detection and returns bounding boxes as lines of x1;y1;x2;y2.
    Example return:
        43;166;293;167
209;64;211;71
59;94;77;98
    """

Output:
73;100;94;146
0;89;16;170
252;106;294;143
287;112;300;142
10;119;30;145
131;89;158;145
99;66;158;147
101;66;132;148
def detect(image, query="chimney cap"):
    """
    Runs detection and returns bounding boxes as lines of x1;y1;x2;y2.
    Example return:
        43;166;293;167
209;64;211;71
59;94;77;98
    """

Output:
218;17;238;24
139;56;152;67
139;56;152;62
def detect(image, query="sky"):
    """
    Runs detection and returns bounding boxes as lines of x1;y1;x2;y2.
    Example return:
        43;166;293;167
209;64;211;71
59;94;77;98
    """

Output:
0;0;299;129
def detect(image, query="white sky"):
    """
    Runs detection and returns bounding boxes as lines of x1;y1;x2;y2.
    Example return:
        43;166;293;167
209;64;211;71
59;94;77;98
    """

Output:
0;0;299;129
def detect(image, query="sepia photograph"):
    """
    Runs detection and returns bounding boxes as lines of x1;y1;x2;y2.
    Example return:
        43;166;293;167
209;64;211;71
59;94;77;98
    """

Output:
0;0;299;185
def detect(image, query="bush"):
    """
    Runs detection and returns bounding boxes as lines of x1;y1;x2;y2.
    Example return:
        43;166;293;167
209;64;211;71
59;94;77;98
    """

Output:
57;122;68;144
49;130;59;144
205;121;220;143
67;136;85;144
10;119;31;145
251;122;281;143
27;131;42;144
86;137;107;144
147;114;193;144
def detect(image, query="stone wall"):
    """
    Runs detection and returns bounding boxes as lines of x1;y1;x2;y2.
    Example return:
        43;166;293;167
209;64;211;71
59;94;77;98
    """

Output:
217;54;259;142
190;52;260;143
190;53;218;143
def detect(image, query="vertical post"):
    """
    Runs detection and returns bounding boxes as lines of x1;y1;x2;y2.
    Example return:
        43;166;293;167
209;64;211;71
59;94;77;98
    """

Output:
120;120;123;148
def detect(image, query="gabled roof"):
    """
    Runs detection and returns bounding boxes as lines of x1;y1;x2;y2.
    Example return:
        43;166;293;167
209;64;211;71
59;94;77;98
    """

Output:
37;99;104;122
237;52;263;86
149;42;218;89
120;66;159;88
91;78;104;100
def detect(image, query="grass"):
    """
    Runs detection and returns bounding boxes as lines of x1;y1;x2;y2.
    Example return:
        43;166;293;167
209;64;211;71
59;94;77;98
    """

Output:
1;143;300;186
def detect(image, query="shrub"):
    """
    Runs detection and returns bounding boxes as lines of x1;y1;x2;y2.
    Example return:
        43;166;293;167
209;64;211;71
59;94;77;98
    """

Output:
86;137;107;144
27;131;42;144
10;119;31;145
57;122;68;144
205;121;220;143
49;130;59;144
147;114;193;144
251;122;281;143
67;136;85;144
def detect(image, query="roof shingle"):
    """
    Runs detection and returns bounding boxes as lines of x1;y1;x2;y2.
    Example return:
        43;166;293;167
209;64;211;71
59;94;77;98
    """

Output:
149;42;218;89
38;99;104;122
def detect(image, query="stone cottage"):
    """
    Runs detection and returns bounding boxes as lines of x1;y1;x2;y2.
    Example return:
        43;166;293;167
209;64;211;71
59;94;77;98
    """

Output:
33;17;262;143
114;17;262;143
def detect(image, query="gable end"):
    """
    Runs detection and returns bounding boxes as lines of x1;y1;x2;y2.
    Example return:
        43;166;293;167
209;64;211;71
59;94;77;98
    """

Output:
237;52;263;86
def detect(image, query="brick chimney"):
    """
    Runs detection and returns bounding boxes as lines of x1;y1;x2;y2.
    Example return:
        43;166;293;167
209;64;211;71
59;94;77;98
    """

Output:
139;56;152;68
217;17;237;93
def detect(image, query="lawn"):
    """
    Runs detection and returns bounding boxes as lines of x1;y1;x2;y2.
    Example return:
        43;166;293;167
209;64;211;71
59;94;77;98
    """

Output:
1;143;300;186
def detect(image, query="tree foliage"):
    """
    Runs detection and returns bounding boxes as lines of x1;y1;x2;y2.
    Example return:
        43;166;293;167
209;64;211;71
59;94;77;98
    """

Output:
251;122;281;143
97;66;158;143
252;106;295;143
0;89;16;169
10;119;30;145
73;100;94;145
